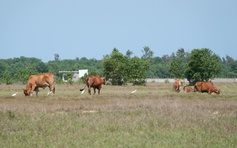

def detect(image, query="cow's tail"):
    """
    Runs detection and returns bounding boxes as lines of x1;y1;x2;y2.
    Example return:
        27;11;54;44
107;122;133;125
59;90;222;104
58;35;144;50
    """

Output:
80;84;87;91
80;77;89;91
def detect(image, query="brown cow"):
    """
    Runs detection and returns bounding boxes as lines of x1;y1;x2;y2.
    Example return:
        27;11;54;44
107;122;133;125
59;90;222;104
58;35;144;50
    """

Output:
23;72;55;96
80;75;106;95
183;85;194;93
173;79;181;93
194;81;220;94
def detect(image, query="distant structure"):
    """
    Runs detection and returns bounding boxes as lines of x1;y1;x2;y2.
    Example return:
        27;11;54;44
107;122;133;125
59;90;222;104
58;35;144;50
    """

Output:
59;69;88;82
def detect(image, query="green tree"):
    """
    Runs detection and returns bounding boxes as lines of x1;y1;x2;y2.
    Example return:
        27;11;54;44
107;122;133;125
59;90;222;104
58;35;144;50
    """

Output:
227;72;237;78
3;70;12;85
169;48;189;78
88;69;99;76
229;61;237;74
54;54;60;61
0;60;7;80
126;50;133;59
103;48;151;85
15;68;37;84
141;46;154;60
149;56;170;78
185;48;221;84
128;56;150;85
47;60;61;77
66;72;73;85
102;48;129;85
169;57;183;78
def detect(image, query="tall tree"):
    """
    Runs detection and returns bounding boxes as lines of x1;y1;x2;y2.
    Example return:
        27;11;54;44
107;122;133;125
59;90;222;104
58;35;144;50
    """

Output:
169;57;183;78
128;56;150;85
103;48;150;85
54;54;60;61
229;61;237;74
126;50;133;59
102;48;128;85
169;48;189;78
185;48;221;84
3;70;12;85
141;46;154;59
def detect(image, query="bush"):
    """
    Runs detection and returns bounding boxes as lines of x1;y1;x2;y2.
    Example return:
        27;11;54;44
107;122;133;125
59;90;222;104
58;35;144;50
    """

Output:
165;79;169;83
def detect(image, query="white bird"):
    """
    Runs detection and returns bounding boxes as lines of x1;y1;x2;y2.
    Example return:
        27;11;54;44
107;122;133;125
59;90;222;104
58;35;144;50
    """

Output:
131;89;137;94
81;89;85;94
12;92;18;97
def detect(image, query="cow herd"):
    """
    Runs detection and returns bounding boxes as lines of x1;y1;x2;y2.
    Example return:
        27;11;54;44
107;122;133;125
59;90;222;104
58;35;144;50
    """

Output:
23;72;106;96
22;72;220;97
173;79;221;94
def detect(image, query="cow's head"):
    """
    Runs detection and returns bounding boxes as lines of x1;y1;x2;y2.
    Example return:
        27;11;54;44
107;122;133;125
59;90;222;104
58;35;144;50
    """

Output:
101;77;106;85
212;87;220;94
23;89;31;96
193;85;200;92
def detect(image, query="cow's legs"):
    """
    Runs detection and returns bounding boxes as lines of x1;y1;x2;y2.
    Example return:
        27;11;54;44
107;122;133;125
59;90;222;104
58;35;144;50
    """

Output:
47;90;52;96
93;88;96;95
47;91;52;96
53;86;55;94
208;89;212;94
35;87;39;97
88;87;91;95
31;85;37;96
98;88;100;95
47;85;55;96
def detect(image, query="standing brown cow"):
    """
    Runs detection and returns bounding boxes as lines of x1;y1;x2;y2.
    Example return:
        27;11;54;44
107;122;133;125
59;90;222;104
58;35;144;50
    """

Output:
80;75;106;95
23;72;55;96
194;81;220;94
173;79;181;93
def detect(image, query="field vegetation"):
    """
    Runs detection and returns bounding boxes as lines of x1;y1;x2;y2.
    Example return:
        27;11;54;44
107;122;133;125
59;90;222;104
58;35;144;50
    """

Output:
0;82;236;147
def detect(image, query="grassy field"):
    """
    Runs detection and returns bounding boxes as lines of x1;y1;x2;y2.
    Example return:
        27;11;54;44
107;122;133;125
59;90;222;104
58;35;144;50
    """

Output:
0;82;236;147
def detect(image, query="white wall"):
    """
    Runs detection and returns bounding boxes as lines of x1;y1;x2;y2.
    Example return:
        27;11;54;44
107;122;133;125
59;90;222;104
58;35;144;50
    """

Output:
146;78;237;83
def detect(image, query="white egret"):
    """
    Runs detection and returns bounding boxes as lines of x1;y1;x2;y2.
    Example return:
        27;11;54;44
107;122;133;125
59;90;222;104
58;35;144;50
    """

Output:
81;89;85;94
131;89;137;94
12;92;18;97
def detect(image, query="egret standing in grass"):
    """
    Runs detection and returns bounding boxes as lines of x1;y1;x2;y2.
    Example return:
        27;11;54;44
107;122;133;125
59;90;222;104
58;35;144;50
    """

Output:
12;92;18;97
81;89;85;94
131;89;137;94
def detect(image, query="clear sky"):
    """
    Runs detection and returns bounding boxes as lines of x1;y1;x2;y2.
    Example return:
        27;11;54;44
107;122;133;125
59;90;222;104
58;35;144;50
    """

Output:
1;0;236;62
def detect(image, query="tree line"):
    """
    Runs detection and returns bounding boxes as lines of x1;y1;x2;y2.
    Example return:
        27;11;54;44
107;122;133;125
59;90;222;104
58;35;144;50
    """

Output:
0;47;237;85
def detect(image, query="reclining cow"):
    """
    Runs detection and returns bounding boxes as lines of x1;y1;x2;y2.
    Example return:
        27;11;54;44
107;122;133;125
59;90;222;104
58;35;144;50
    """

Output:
183;85;194;93
194;81;220;94
23;72;55;96
80;75;106;95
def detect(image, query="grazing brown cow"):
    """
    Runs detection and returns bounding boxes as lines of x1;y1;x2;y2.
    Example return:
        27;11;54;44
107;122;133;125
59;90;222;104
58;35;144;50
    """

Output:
173;79;181;93
23;72;55;96
80;75;106;95
194;81;220;94
183;85;194;93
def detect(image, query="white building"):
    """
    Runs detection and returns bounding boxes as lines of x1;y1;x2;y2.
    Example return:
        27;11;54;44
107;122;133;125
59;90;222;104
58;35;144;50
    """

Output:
59;69;88;82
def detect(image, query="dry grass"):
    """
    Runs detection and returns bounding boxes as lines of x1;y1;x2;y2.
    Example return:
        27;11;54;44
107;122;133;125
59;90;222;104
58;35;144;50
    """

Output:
0;83;236;147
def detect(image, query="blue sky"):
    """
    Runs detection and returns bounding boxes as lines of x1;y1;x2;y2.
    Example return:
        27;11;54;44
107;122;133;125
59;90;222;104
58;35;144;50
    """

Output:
1;0;236;62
